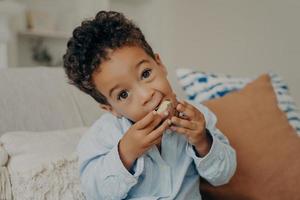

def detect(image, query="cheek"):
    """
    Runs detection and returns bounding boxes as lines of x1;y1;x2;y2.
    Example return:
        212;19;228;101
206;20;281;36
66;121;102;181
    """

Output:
161;81;174;95
153;76;173;92
116;103;145;122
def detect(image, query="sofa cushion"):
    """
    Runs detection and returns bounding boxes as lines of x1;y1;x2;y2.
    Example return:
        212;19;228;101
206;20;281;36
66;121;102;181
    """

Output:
176;68;300;134
0;127;87;172
0;127;87;200
200;74;300;200
0;67;102;136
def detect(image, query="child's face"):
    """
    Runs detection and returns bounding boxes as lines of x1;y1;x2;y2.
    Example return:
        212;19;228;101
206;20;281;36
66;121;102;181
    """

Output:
92;46;178;122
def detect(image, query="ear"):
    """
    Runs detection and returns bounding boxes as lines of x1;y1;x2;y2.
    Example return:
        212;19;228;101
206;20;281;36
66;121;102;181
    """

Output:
99;104;122;118
154;53;167;75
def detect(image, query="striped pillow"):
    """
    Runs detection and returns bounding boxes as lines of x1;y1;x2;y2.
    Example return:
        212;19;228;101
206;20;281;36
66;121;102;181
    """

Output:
176;68;300;135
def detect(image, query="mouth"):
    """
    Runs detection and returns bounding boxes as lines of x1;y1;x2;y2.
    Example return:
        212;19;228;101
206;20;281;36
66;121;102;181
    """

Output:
155;99;173;113
154;104;160;111
154;99;163;111
154;99;180;118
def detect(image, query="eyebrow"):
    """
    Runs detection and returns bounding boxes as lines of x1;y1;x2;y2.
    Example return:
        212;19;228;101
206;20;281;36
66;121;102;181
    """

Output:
135;59;150;69
108;59;150;97
109;84;120;98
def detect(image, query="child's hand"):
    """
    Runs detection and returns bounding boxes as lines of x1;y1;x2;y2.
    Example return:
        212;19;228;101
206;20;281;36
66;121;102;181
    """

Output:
119;110;170;169
170;100;212;156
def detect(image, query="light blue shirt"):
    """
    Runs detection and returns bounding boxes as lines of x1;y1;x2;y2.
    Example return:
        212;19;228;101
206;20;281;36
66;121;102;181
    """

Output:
77;103;236;200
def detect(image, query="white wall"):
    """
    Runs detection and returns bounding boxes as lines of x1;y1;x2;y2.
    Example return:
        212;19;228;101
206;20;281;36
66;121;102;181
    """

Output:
111;0;300;105
10;0;300;105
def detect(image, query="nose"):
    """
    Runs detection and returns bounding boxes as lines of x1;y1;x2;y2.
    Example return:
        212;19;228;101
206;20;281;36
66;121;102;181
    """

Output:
137;85;155;106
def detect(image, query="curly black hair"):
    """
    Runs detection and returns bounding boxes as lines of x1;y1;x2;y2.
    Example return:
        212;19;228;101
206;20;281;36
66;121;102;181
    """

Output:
63;11;155;105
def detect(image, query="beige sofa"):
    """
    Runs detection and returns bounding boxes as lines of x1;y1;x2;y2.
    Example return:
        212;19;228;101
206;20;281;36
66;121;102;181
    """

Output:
0;67;103;199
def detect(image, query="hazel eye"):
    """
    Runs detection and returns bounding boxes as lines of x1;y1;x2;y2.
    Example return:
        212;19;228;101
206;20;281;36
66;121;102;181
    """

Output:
117;90;128;100
141;69;152;79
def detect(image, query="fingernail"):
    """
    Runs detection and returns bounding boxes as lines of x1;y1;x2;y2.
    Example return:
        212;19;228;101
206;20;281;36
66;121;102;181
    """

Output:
164;111;169;116
179;112;185;118
167;119;172;125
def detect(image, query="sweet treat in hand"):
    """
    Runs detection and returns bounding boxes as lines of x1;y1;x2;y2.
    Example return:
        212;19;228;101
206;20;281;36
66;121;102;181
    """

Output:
156;100;172;114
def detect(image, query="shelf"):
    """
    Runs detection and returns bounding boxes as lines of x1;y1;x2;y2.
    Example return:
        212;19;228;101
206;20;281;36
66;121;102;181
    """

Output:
18;29;71;40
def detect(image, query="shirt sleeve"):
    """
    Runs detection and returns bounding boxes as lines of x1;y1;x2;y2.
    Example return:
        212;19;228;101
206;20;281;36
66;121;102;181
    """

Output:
185;103;237;186
77;114;144;200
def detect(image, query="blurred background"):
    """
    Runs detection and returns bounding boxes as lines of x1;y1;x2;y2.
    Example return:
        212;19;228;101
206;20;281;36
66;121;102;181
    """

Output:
0;0;299;104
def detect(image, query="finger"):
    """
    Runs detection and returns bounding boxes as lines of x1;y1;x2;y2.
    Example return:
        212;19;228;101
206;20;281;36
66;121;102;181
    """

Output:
148;134;163;147
145;114;164;132
179;100;195;110
146;119;171;143
171;116;197;130
144;110;170;132
176;103;195;119
136;111;157;130
178;99;186;105
170;125;191;136
178;111;189;120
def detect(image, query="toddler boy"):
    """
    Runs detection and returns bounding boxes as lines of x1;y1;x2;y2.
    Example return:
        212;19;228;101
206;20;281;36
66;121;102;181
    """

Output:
63;11;236;200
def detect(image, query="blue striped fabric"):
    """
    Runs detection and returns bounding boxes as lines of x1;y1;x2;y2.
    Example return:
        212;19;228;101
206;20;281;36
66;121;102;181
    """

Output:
176;68;300;135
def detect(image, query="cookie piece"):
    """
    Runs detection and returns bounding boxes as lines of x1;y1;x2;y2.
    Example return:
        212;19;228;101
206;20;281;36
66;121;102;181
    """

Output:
156;100;172;114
